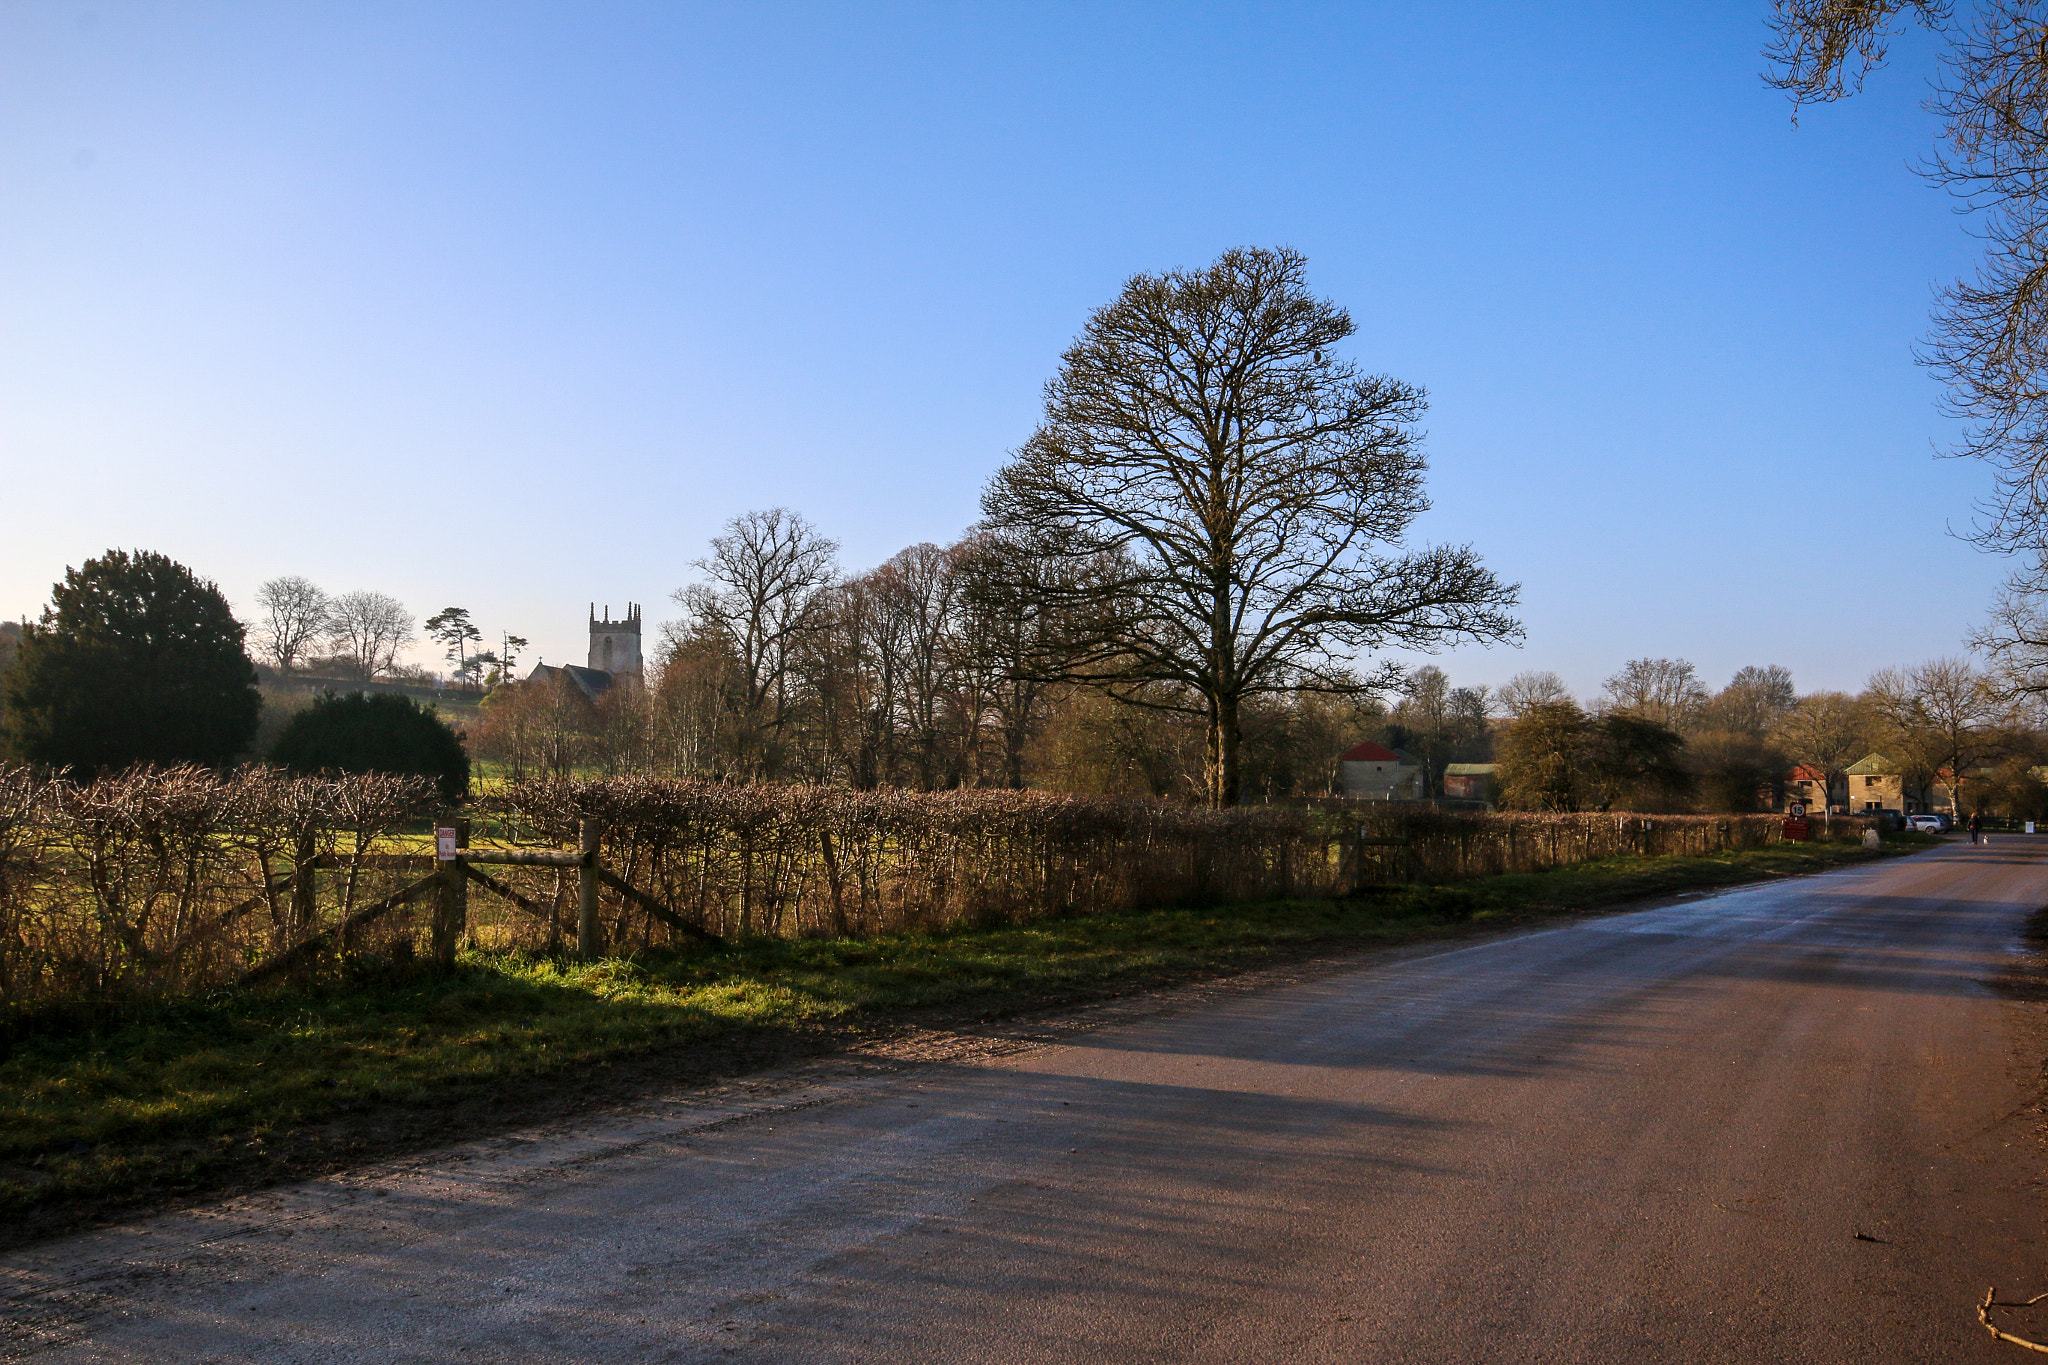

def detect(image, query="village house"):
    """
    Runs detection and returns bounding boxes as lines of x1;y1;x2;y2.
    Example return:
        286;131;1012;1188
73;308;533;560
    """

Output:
1339;741;1421;801
1784;764;1832;812
1844;753;1915;815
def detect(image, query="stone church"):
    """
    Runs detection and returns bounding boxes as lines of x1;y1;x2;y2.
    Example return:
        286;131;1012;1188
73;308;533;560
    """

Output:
525;603;642;702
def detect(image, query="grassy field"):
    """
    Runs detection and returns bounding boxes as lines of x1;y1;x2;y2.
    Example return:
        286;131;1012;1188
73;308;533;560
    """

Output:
0;833;1930;1238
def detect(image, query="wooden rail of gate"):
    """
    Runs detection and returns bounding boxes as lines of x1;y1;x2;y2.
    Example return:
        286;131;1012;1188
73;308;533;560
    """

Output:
237;817;716;986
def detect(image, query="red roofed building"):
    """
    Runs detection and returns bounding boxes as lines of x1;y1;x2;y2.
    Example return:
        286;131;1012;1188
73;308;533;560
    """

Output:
1339;741;1420;801
1784;763;1830;812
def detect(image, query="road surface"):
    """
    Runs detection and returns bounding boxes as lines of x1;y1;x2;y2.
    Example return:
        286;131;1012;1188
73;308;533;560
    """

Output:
6;838;2048;1362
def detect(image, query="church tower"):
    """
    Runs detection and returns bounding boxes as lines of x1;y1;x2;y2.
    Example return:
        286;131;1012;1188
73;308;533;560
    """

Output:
588;603;642;681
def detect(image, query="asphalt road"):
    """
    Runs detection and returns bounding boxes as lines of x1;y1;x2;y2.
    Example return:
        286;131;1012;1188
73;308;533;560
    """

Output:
7;838;2048;1363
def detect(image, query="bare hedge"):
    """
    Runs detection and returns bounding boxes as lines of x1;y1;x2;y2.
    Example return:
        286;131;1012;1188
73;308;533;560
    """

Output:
0;767;1876;1005
0;766;438;1004
1339;805;1874;884
480;778;1347;942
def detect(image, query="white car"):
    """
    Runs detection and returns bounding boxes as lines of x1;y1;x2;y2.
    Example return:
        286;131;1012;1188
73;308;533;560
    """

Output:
1907;815;1946;834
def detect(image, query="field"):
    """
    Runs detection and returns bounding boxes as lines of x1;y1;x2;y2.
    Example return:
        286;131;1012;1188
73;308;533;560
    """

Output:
0;832;1927;1245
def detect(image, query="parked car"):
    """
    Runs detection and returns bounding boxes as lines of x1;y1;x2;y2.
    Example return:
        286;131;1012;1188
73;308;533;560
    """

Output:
1907;814;1946;834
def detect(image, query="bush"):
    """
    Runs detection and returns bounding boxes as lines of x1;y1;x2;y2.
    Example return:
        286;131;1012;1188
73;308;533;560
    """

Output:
271;692;469;800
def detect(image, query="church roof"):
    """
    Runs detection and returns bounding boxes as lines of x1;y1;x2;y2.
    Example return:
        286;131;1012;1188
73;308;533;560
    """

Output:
527;661;616;702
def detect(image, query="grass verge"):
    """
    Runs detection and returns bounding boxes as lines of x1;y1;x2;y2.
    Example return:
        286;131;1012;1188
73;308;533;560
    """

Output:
0;834;1929;1242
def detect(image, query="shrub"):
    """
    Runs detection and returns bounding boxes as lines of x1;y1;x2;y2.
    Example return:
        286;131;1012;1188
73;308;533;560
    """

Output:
271;692;469;801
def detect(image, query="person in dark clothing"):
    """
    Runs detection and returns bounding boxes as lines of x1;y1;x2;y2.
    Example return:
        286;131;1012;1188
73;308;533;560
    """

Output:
1969;813;1982;845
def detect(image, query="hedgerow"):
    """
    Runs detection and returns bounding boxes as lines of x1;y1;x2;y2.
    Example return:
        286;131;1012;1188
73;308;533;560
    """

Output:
0;766;1872;1005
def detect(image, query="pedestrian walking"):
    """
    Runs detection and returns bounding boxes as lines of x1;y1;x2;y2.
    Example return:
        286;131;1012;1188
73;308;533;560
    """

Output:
1969;813;1982;845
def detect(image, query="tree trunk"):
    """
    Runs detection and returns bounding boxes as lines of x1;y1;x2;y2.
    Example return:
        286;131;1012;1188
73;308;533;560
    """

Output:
1207;694;1242;808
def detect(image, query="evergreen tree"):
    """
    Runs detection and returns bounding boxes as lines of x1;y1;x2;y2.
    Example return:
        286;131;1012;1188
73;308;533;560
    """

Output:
2;550;260;777
271;691;470;800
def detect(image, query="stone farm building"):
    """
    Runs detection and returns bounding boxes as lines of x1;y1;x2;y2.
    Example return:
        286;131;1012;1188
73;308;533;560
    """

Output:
1339;741;1420;801
525;603;643;702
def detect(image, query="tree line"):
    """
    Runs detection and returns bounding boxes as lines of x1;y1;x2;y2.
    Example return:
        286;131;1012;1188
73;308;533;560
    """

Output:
1491;655;2046;818
478;247;1521;807
248;577;525;690
27;241;2025;815
0;551;469;793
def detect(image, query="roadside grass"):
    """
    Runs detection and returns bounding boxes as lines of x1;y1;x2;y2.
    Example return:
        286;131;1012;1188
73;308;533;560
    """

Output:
0;833;1929;1228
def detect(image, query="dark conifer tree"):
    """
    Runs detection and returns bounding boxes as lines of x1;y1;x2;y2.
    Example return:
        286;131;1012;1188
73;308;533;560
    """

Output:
2;550;260;778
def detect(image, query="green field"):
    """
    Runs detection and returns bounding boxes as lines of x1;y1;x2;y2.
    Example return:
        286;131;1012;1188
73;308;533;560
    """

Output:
0;834;1929;1241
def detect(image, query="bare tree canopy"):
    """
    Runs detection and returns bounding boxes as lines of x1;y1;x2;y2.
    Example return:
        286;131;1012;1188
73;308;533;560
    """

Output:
1764;2;1952;106
1865;657;2003;811
1971;556;2048;693
1712;664;1799;737
325;591;413;680
1770;689;1872;796
981;246;1521;806
1767;2;2048;555
1600;658;1709;730
1389;665;1491;797
673;507;839;776
1498;669;1574;717
252;576;331;674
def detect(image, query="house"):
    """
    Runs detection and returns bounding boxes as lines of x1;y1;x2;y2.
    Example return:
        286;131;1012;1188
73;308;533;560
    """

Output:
1784;763;1831;812
1442;763;1497;801
1340;741;1421;801
1844;753;1915;815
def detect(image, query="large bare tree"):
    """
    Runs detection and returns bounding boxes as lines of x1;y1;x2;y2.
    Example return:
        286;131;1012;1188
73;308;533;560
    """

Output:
673;508;838;777
1865;658;2002;814
1599;657;1710;731
982;246;1520;807
325;590;413;680
1768;2;2048;556
252;576;331;674
1770;689;1871;808
1498;669;1574;717
1712;664;1799;738
1970;553;2048;694
872;542;968;790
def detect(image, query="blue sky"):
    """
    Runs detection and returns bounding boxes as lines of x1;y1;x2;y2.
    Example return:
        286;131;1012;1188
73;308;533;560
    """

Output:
0;2;1991;699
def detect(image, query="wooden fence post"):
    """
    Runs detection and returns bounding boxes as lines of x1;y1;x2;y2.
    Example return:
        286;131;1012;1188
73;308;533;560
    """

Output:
578;818;602;959
290;829;318;940
432;817;469;966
